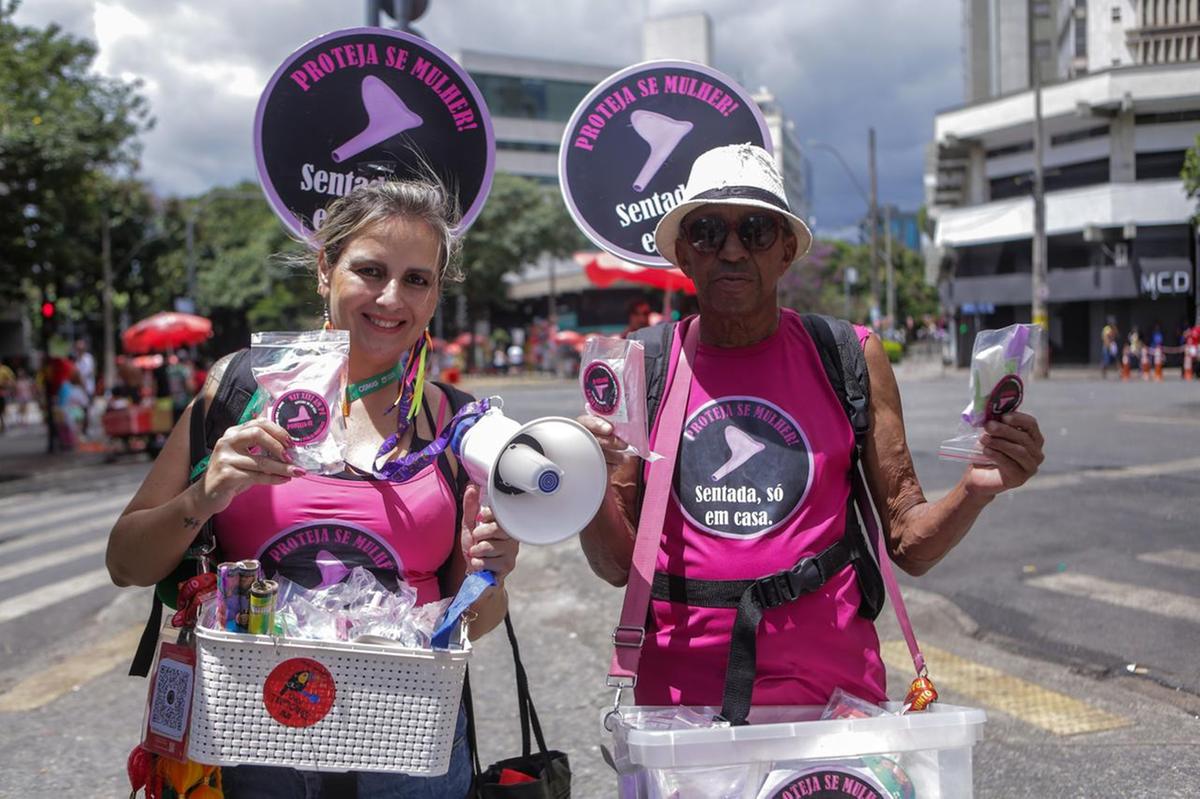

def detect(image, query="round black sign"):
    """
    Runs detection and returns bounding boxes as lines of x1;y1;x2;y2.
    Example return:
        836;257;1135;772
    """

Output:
582;360;621;416
255;27;495;239
272;390;330;444
763;768;889;799
675;396;813;539
559;60;770;266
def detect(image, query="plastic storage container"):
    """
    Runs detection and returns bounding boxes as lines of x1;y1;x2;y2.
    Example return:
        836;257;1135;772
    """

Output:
608;703;986;798
187;622;470;775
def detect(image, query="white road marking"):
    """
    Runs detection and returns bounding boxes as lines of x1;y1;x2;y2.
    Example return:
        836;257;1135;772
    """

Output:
0;494;129;539
1027;572;1200;623
0;520;112;559
0;539;108;584
0;625;145;712
926;455;1200;501
1137;549;1200;573
0;568;115;625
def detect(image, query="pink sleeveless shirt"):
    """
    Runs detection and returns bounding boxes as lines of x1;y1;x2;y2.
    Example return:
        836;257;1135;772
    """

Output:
213;460;458;606
635;309;886;706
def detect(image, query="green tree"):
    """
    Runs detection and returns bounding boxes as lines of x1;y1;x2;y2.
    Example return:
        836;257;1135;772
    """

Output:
0;0;151;325
455;174;584;356
1183;133;1200;223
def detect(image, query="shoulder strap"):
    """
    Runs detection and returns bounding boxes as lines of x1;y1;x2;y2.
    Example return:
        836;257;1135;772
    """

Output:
629;321;677;432
204;348;258;451
799;314;870;453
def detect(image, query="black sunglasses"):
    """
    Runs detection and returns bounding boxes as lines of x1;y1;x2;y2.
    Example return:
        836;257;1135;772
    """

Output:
682;212;781;254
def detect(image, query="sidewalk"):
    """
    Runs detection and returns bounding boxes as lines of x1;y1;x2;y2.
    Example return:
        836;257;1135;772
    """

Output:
0;425;115;486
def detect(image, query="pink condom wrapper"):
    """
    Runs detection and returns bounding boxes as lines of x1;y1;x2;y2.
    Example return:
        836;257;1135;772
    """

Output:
579;336;660;462
250;330;350;475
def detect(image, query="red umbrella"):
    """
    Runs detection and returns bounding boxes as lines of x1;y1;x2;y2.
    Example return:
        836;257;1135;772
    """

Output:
554;329;585;347
575;252;696;295
122;312;212;354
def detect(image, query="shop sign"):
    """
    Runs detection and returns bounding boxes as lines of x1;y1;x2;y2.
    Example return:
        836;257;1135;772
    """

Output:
1140;269;1191;300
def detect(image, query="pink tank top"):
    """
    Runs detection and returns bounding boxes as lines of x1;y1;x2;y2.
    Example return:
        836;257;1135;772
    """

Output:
213;461;458;606
636;309;885;707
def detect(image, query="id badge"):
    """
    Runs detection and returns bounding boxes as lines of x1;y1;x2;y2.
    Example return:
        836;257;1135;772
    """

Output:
141;641;196;762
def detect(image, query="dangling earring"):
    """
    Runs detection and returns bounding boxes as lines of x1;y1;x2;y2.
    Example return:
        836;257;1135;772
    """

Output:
323;303;332;332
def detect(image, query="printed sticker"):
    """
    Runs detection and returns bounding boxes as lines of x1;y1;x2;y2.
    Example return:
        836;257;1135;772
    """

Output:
263;657;336;728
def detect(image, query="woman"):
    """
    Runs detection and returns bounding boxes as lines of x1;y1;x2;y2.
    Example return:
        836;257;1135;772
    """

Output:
107;179;518;797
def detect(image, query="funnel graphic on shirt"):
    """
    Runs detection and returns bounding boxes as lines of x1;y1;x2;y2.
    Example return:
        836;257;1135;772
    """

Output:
331;76;424;163
259;520;403;591
711;427;766;482
630;110;693;192
675;396;813;539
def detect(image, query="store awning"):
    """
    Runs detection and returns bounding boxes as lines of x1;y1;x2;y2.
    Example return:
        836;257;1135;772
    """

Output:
574;252;696;295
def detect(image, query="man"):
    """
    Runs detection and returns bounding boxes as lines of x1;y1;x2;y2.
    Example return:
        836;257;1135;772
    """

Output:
578;144;1045;715
1101;319;1118;379
620;297;652;338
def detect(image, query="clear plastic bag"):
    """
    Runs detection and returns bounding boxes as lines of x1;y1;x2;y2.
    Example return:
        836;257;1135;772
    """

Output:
250;330;350;475
579;337;660;461
938;324;1041;464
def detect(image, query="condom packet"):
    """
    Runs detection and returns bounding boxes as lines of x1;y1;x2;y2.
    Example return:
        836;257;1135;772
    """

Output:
579;336;660;461
250;330;350;475
938;323;1041;464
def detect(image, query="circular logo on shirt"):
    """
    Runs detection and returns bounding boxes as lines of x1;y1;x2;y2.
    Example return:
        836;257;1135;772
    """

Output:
582;360;621;416
271;390;330;444
675;396;813;539
258;521;403;592
263;658;335;728
985;374;1024;422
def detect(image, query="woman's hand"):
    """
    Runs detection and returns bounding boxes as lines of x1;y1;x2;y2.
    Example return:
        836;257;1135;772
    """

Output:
576;414;635;475
461;483;519;582
964;411;1045;497
198;419;302;516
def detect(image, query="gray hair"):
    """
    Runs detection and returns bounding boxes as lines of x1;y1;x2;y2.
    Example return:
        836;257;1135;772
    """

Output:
291;178;464;284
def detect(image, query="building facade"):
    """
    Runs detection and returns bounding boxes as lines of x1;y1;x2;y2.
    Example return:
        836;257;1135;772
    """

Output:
927;1;1199;364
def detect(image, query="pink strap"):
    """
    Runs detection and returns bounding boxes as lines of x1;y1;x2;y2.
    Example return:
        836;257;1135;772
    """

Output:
852;466;926;676
435;391;449;432
608;317;699;687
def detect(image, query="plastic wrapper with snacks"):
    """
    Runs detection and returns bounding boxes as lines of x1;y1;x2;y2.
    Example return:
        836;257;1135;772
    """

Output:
938;323;1041;464
579;337;660;461
250;330;350;475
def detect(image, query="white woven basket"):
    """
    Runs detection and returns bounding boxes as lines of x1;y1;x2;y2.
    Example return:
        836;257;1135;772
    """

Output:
187;622;470;775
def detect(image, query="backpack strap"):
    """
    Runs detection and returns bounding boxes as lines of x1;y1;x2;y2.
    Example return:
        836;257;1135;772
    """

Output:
130;352;260;677
799;314;871;455
628;321;677;434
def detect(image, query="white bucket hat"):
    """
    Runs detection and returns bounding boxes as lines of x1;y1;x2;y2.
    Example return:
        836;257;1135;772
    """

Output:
653;143;813;267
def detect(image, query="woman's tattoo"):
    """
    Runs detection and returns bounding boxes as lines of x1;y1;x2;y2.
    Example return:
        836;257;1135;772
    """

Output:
183;516;201;529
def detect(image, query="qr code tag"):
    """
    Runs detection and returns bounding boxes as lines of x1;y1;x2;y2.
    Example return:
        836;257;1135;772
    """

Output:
143;642;195;761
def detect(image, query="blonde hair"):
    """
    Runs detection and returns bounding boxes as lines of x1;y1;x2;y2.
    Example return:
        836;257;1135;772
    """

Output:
292;178;464;284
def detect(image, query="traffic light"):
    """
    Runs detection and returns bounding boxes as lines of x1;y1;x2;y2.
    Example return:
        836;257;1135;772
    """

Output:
41;301;55;319
371;0;428;31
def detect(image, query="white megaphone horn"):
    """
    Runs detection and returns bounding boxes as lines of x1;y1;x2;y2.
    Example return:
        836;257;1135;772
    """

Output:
459;405;607;546
630;110;693;192
331;76;424;163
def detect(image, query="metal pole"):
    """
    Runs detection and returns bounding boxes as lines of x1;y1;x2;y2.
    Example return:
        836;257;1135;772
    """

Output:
1031;53;1050;377
868;128;881;325
101;213;116;398
185;208;197;309
884;204;895;329
366;0;379;26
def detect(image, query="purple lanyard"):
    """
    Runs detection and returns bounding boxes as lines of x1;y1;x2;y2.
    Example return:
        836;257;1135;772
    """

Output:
371;396;492;482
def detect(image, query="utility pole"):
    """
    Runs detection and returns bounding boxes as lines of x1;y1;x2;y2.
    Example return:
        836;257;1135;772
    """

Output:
868;127;881;325
101;213;116;398
884;204;895;329
1031;40;1050;377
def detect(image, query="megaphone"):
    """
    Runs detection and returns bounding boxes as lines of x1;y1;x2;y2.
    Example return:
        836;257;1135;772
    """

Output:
459;407;607;545
630;110;693;192
331;76;424;163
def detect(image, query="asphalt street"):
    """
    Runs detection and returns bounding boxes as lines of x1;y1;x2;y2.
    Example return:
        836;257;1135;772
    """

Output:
0;367;1197;797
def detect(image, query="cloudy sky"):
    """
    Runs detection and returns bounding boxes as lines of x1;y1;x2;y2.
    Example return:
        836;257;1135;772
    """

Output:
17;0;963;236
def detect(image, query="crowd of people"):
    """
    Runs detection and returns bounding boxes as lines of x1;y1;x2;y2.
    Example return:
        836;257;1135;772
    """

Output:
1102;318;1200;381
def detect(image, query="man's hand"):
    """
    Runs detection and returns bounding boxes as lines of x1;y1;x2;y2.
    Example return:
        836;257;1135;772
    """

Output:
576;414;636;474
964;411;1045;497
